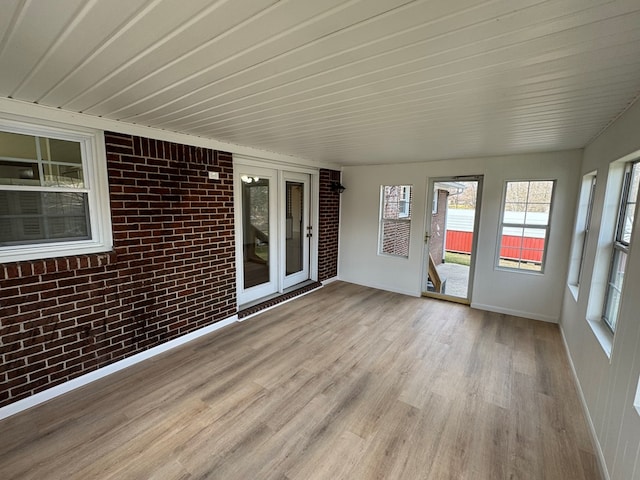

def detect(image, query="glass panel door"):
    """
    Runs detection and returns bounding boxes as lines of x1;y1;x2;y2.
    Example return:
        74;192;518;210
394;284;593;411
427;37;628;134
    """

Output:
282;172;310;288
243;177;270;289
235;165;313;306
423;176;483;304
237;167;278;305
286;181;304;275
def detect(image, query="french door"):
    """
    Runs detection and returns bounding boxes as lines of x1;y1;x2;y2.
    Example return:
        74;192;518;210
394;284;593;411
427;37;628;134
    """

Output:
235;164;312;306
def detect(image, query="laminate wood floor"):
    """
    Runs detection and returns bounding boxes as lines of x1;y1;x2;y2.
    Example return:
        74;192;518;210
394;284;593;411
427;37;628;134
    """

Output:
0;282;600;479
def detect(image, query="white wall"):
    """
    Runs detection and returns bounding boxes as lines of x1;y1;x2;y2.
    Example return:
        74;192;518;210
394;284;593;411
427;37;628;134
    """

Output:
560;99;640;480
339;150;581;322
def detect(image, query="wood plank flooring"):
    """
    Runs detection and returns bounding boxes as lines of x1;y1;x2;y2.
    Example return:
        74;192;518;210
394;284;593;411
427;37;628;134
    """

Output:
0;282;601;479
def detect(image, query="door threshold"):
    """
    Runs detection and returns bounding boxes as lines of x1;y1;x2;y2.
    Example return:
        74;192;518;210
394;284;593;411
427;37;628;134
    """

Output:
238;280;321;318
422;292;470;305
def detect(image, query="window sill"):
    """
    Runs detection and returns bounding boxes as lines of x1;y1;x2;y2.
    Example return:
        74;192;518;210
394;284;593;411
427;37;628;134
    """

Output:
495;266;544;276
586;317;613;360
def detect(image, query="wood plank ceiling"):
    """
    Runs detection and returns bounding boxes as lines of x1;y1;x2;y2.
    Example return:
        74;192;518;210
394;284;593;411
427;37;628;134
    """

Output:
1;0;639;165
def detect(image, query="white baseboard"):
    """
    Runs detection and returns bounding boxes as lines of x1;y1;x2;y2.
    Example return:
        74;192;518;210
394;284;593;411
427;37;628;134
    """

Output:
321;276;339;285
340;278;421;298
559;326;610;480
0;315;238;421
470;302;558;323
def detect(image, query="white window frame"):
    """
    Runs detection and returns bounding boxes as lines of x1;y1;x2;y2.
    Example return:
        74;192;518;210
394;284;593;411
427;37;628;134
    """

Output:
568;173;597;294
577;175;597;286
496;180;556;273
398;185;411;218
0;115;112;263
602;160;639;333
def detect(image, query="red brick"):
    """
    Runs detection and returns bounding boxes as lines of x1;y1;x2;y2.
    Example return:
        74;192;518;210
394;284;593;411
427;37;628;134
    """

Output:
0;134;333;410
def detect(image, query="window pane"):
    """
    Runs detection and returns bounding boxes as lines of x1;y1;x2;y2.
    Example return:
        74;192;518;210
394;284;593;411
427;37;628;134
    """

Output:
499;180;554;272
629;162;640;203
44;138;83;164
621;203;634;244
242;178;270;289
43;163;84;188
285;181;304;276
498;258;542;271
603;249;627;331
604;287;622;331
380;185;412;257
620;162;640;244
501;226;524;248
505;182;529;203
499;225;546;270
528;181;554;203
525;203;550;225
0;134;85;187
523;227;547;240
0;131;37;160
520;251;544;270
576;176;596;285
500;226;548;264
0;160;40;186
609;249;627;291
504;202;527;212
382;185;412;220
503;210;526;224
381;220;410;257
0;191;90;245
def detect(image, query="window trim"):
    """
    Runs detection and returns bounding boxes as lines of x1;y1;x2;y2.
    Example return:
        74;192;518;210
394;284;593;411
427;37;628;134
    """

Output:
568;173;597;295
0;115;112;263
496;179;556;274
601;160;639;332
577;175;597;286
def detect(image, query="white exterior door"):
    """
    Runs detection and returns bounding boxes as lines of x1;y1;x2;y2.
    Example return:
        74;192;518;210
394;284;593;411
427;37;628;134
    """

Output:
235;162;315;306
282;171;311;289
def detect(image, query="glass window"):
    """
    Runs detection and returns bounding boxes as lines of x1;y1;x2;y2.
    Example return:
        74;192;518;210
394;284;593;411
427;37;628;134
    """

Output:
602;161;640;331
498;180;555;272
568;173;597;289
577;176;597;285
380;185;412;257
0;117;111;262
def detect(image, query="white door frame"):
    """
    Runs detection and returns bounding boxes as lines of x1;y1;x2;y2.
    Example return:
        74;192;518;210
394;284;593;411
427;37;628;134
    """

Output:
234;165;279;305
423;175;483;304
281;171;311;289
234;156;319;307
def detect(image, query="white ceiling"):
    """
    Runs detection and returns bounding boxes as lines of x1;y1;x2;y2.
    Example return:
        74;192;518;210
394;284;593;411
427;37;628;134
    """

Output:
1;0;640;165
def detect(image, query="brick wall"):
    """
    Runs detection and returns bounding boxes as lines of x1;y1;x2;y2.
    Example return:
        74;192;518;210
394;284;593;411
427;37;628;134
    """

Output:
318;169;341;281
0;132;236;408
429;189;449;264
